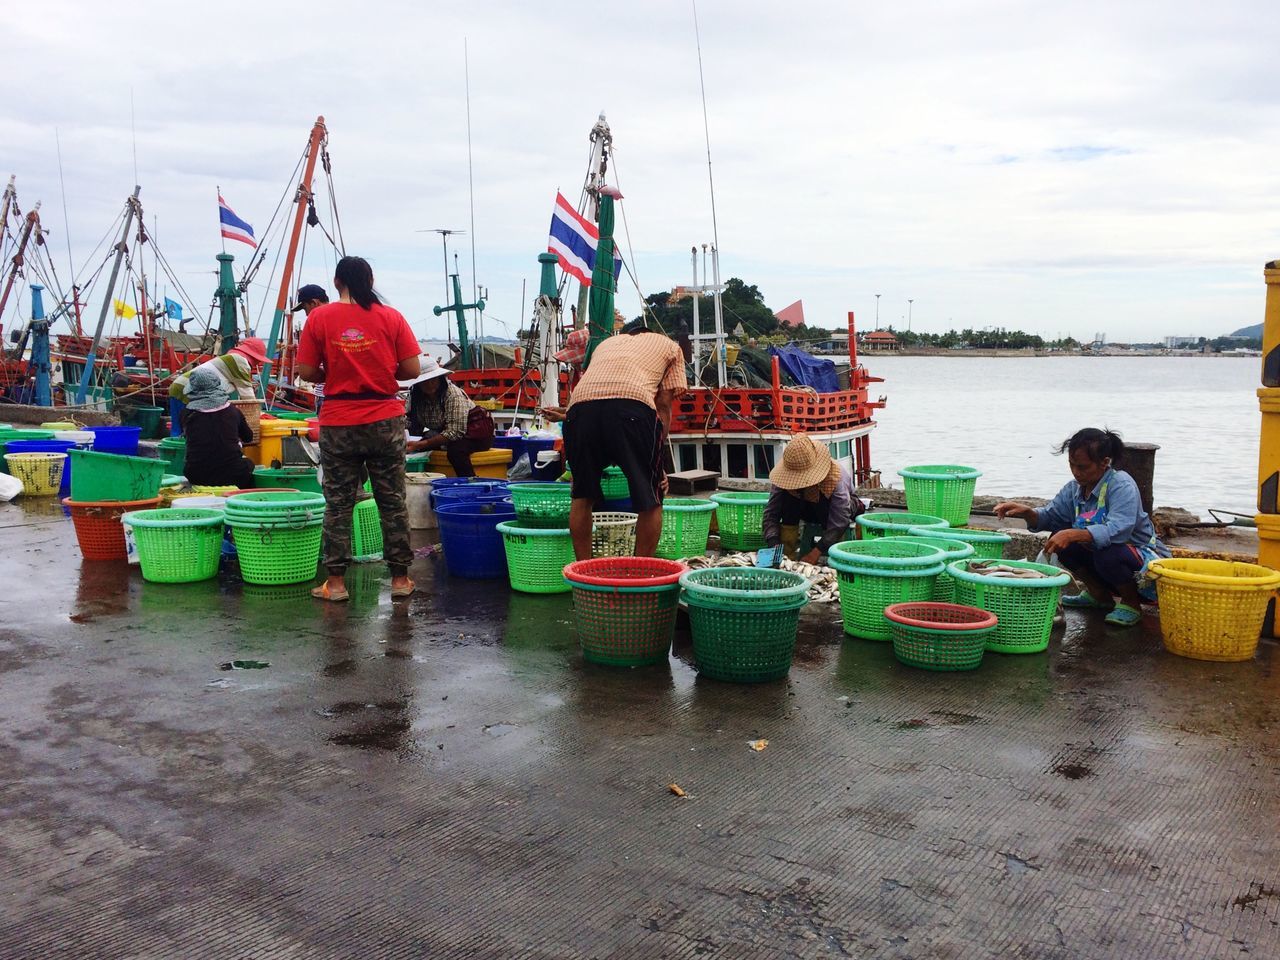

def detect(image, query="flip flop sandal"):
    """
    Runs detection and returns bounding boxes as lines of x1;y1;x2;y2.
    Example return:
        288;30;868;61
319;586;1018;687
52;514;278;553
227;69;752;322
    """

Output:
1104;603;1142;627
390;579;416;599
1061;591;1109;609
311;583;350;602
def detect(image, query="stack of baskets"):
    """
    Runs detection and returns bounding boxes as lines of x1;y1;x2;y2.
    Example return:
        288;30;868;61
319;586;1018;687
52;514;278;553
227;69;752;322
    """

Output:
564;557;686;665
61;448;169;561
828;538;947;641
680;567;810;682
122;508;225;583
908;524;1011;561
948;559;1071;654
710;491;770;551
506;482;571;528
897;465;982;526
1147;558;1280;662
899;535;975;603
223;491;324;585
656;498;716;560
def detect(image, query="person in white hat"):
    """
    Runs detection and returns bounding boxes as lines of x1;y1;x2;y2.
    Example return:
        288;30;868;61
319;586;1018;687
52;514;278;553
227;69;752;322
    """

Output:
402;356;493;477
762;434;865;564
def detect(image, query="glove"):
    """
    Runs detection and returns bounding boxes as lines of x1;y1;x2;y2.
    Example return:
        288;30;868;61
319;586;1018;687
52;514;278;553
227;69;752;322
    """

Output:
755;546;782;568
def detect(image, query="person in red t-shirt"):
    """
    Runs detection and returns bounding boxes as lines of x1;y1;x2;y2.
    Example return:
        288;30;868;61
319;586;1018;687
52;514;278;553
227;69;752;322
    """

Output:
296;256;421;602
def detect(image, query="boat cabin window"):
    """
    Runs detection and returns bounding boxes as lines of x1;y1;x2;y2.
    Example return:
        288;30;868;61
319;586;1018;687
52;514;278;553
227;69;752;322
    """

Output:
677;444;698;472
753;444;776;478
727;444;748;479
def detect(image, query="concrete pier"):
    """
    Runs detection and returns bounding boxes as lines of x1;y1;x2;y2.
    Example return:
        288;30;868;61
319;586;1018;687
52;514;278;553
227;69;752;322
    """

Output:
1;498;1277;958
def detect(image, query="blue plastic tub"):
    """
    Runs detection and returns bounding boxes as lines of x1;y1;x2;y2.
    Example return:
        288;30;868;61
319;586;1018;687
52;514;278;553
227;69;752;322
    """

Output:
492;434;528;468
4;439;80;496
429;476;503;509
89;425;142;456
433;482;510;510
435;500;517;579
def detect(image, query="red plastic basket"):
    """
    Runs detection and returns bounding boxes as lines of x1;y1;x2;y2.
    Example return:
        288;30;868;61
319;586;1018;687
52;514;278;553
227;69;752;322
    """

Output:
63;497;162;561
884;602;998;672
883;602;998;631
563;557;687;666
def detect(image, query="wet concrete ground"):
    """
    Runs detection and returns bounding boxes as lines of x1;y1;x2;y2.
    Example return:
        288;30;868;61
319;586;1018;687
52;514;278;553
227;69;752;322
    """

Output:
1;498;1279;959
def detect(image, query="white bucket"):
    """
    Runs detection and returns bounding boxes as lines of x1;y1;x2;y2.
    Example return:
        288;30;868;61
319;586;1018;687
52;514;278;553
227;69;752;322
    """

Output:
54;431;94;445
406;473;440;530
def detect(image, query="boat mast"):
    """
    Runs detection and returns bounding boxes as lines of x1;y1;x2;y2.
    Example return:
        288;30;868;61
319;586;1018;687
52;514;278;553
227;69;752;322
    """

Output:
260;115;327;398
534;252;561;412
0;176;15;251
573;114;612;329
77;186;141;405
0;202;42;345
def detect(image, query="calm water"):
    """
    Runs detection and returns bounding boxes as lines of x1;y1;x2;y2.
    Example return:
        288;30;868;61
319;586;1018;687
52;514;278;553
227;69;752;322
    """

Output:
866;355;1258;518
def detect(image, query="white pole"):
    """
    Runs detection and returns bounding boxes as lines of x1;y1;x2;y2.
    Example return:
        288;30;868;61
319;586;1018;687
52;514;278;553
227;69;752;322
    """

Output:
712;245;726;386
690;245;701;382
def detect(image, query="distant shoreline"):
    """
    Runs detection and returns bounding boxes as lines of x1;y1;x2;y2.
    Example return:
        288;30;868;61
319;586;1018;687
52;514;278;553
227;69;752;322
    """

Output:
833;349;1260;359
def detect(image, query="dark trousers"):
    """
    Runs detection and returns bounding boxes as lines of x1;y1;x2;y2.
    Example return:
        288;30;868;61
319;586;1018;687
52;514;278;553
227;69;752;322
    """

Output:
1058;541;1142;591
444;438;489;478
319;416;413;577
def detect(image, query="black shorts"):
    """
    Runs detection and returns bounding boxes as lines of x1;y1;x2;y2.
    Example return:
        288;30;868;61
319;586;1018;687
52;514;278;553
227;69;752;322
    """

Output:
564;399;664;511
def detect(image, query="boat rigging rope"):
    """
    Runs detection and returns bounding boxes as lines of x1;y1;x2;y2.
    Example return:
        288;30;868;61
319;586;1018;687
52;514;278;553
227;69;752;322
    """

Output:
239;145;307;294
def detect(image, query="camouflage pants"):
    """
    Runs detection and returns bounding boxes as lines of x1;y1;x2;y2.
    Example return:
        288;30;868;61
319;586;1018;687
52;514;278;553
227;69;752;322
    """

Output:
319;416;412;576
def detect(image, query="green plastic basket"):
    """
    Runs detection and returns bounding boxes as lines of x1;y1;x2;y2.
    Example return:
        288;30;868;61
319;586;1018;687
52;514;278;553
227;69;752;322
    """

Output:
69;448;166;502
884;602;998;671
908;525;1011;561
828;539;946;641
565;557;686;666
656;498;716;560
710;491;769;551
351;498;383;562
122;508;224;583
894;535;975;603
949;559;1071;654
856;511;949;540
507;482;573;528
600;466;631;501
680;567;809;682
591;512;637;558
157;437;186;474
254;466;322;495
898;465;981;526
497;521;576;594
226;518;323;585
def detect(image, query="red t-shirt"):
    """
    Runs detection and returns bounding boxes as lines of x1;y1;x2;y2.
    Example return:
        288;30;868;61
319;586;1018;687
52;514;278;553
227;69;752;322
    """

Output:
296;301;419;427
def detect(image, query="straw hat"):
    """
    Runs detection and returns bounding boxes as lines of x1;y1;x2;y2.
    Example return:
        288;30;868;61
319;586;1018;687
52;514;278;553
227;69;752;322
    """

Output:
769;434;833;490
398;355;451;388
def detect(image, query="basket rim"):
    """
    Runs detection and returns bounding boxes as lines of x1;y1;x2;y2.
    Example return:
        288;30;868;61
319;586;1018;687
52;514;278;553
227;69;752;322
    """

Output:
564;556;686;587
947;558;1071;588
829;539;946;568
908;525;1011;544
831;560;945;579
1148;557;1280;589
679;566;809;599
123;508;225;528
885;602;997;631
434;501;516;517
897;535;976;559
3;451;67;461
497;520;572;537
62;496;162;509
897;464;983;481
858;512;950;529
661;498;718;512
709;491;770;504
592;512;639;525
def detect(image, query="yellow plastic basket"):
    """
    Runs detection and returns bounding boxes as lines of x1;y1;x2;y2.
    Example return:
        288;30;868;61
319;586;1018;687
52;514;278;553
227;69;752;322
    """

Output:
1147;558;1280;662
3;452;67;496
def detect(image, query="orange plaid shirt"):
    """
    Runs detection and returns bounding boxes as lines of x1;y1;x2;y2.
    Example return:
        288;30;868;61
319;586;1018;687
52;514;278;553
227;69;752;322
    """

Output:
568;333;688;410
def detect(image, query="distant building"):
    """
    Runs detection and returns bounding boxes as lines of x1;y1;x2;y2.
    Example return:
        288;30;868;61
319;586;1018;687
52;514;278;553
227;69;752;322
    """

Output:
861;330;900;351
775;300;806;329
1164;336;1199;349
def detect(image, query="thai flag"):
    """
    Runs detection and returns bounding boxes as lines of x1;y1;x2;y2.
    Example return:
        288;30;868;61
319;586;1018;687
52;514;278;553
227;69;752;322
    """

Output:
218;194;257;249
547;192;621;286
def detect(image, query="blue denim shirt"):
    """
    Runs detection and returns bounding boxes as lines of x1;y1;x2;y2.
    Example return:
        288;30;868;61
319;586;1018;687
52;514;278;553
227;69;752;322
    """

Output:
1029;468;1169;556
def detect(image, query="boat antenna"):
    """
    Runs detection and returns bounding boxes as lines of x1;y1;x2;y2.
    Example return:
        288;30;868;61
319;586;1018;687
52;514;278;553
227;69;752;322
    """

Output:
55;129;75;283
130;88;139;186
417;228;464;340
464;38;481;351
691;0;720;254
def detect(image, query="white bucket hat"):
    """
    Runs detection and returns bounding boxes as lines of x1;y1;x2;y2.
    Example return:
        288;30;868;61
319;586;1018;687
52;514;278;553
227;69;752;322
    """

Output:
399;355;451;388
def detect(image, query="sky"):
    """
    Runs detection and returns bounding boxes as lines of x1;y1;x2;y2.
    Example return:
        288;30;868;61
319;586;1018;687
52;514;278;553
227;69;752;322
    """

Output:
3;0;1279;345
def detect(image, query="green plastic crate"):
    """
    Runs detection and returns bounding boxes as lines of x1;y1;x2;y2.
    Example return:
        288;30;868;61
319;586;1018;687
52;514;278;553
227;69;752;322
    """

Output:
69;448;167;502
710;492;769;552
497;521;576;594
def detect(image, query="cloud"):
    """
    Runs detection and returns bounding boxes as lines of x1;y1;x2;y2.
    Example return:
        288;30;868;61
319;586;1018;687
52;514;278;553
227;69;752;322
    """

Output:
2;0;1277;346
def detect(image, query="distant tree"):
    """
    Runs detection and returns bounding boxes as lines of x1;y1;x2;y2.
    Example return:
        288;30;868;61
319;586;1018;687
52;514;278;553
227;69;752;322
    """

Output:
637;277;781;338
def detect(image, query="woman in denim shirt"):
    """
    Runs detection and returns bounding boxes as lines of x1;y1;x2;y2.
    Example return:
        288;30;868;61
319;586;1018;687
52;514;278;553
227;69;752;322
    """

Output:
995;428;1169;627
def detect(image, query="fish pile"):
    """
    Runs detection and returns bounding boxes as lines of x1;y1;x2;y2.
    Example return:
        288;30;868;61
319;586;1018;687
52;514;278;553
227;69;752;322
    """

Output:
683;552;840;602
965;560;1051;580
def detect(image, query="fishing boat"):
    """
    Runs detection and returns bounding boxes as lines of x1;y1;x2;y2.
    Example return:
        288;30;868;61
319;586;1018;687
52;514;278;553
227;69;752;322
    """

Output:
443;115;886;486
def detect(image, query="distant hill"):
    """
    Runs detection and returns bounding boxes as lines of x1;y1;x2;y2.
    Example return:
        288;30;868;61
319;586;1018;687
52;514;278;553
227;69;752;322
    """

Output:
1232;322;1263;338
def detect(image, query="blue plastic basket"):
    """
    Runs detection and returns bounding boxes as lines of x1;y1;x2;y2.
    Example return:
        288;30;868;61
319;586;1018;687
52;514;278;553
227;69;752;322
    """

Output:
435;500;517;579
88;425;142;456
432;482;511;509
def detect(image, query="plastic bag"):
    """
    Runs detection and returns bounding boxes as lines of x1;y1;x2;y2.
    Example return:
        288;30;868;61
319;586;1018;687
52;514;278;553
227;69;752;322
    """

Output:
507;455;533;482
0;474;21;502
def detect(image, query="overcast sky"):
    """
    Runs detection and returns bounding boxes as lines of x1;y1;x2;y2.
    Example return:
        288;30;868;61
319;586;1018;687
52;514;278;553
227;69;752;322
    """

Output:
4;1;1278;344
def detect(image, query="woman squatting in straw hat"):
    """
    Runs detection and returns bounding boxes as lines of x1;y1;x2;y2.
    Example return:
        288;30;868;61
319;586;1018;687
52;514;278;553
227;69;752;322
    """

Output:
761;434;867;565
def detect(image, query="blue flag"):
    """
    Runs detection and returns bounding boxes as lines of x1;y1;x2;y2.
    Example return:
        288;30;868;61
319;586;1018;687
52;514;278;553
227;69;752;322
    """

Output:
164;298;183;321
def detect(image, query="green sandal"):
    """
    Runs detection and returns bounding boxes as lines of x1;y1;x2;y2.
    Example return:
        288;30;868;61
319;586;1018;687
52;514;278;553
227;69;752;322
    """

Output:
1104;603;1142;627
1061;591;1108;609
